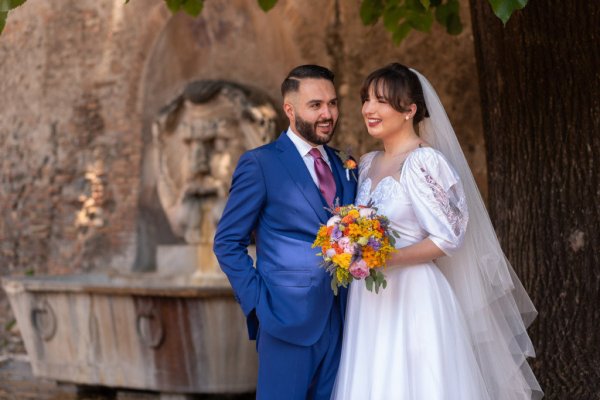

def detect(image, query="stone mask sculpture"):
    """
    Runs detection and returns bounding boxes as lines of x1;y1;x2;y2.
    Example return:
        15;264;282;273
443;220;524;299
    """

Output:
152;81;278;244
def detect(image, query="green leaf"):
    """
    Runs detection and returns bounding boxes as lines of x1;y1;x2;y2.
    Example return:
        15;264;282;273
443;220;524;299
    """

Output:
384;0;401;7
0;0;26;11
164;0;182;13
434;0;457;24
0;11;6;35
419;0;430;9
489;0;527;25
405;9;433;32
331;273;339;295
257;0;277;12
182;0;203;16
392;21;412;44
446;12;462;34
360;0;384;25
435;0;462;35
365;276;374;292
405;0;426;12
382;5;403;32
372;270;387;293
375;270;387;293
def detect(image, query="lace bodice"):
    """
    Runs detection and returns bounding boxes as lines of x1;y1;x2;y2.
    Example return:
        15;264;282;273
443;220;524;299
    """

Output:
356;148;468;255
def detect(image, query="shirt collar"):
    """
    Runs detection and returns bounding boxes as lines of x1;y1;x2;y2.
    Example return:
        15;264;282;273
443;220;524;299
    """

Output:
286;127;328;159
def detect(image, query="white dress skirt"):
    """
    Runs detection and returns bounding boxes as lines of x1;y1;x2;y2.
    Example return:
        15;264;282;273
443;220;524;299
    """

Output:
332;148;491;400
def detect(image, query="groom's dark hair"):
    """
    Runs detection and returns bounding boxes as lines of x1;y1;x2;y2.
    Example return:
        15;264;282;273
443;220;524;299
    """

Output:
281;65;335;97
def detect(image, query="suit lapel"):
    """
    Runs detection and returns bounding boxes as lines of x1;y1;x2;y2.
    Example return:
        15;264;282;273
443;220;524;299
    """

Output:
275;133;329;222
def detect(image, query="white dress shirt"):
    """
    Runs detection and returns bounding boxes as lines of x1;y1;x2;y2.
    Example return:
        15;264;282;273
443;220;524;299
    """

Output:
286;127;333;187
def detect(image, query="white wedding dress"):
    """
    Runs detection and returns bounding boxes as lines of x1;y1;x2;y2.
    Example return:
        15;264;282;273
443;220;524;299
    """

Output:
332;147;492;400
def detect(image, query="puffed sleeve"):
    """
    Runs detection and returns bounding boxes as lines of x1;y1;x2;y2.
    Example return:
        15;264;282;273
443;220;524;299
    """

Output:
403;148;468;256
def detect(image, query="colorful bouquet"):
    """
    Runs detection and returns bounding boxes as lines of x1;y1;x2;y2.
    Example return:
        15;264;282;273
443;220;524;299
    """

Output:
312;203;398;295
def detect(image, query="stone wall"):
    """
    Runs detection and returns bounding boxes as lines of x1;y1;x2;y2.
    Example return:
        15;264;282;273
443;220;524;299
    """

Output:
0;0;484;277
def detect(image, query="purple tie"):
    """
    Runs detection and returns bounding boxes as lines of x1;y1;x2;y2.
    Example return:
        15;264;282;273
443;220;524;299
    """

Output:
309;148;336;207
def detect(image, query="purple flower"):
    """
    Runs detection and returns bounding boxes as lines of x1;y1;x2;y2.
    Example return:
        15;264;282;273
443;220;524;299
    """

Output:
331;226;343;240
368;237;381;251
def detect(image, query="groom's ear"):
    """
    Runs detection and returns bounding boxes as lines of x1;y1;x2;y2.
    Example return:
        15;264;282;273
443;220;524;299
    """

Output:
283;101;295;122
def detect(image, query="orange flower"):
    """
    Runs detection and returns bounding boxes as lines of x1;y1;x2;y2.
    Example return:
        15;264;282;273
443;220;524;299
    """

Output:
332;243;343;254
341;215;355;225
344;159;357;170
362;246;379;268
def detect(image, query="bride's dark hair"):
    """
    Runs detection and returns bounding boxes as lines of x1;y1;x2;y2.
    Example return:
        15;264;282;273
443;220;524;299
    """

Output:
360;63;430;124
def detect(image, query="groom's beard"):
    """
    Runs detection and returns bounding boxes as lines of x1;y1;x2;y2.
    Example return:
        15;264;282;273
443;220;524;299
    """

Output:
295;115;337;145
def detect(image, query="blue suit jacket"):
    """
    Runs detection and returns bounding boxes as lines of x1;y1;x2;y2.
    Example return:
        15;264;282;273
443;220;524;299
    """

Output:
213;132;357;347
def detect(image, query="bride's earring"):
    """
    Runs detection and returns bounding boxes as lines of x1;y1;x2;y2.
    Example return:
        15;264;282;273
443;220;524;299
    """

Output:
405;115;410;120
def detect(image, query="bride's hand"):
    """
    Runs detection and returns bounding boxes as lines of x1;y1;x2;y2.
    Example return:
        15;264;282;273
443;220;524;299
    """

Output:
387;238;446;267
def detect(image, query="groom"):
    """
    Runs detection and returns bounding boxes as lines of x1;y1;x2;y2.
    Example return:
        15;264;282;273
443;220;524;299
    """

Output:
213;65;357;399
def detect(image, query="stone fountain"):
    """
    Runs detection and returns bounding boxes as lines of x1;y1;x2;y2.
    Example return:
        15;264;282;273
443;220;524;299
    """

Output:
2;81;279;395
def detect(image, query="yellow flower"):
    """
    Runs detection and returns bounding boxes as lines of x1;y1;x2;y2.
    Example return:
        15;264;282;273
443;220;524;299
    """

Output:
332;253;352;270
336;268;350;282
347;224;362;237
312;226;330;248
348;209;360;219
371;229;383;239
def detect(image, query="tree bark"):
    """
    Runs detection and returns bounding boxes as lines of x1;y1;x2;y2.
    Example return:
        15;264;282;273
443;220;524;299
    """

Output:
468;1;600;398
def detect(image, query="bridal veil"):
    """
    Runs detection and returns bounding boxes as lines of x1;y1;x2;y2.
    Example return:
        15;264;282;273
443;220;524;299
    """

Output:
411;69;543;399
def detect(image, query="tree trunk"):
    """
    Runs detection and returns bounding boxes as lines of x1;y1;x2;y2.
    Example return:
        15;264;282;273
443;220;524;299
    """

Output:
468;1;600;398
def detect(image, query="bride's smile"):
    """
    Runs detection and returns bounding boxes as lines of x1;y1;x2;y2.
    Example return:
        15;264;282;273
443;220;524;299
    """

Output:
362;86;414;142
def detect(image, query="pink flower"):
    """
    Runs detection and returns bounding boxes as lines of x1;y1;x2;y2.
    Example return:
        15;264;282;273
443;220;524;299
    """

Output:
338;237;356;254
349;259;369;279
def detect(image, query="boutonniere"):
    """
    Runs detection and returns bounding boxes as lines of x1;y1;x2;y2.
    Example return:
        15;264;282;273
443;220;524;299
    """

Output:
336;150;357;181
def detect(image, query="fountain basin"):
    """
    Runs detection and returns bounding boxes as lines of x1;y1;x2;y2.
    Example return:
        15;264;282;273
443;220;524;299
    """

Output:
2;272;257;394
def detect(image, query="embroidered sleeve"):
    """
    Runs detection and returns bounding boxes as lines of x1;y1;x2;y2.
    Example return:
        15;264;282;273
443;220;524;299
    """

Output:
420;167;467;237
404;149;468;256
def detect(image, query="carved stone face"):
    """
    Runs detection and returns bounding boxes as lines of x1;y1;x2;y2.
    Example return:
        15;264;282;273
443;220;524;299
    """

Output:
153;91;275;244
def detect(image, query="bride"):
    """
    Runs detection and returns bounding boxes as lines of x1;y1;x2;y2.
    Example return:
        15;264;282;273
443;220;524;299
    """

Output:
331;63;543;399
